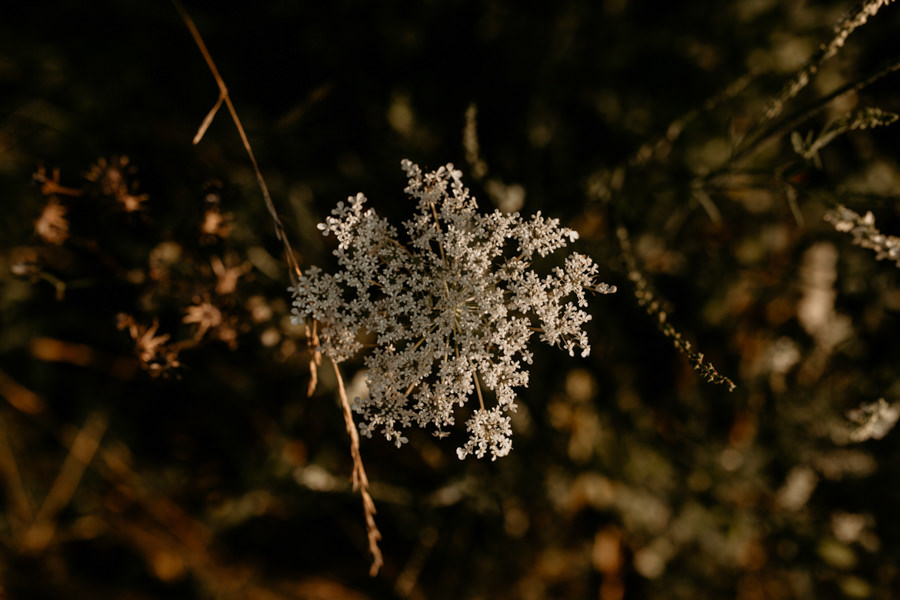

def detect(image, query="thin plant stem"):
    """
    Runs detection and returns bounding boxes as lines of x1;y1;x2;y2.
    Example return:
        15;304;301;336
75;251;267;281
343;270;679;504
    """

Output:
0;419;33;528
332;358;384;576
726;56;900;172
173;2;379;574
21;410;109;553
615;224;736;392
471;363;486;412
171;0;302;286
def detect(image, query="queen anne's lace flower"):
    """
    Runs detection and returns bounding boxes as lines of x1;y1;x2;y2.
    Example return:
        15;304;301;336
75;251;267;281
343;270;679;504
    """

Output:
291;160;615;460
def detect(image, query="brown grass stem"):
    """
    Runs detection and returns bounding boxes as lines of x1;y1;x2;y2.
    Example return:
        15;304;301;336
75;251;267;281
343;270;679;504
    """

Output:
332;357;384;576
172;0;302;286
21;410;109;553
0;418;34;528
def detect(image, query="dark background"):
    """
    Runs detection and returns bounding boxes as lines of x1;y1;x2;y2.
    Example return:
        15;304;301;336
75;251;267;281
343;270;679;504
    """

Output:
2;1;900;598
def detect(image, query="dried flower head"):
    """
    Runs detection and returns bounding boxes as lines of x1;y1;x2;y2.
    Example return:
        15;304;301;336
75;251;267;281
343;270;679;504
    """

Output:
183;300;223;338
847;398;899;442
33;166;84;198
34;198;70;245
211;255;251;295
85;155;149;212
201;205;233;240
117;313;181;376
290;160;614;460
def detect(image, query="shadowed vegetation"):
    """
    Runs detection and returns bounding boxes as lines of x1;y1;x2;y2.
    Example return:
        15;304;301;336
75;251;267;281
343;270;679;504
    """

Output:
2;1;900;598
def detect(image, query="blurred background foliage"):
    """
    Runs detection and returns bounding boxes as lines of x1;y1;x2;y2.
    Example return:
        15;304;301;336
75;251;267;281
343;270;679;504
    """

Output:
2;0;900;598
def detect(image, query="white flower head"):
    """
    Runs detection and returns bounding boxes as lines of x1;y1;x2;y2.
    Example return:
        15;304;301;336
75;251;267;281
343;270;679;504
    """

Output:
291;160;614;460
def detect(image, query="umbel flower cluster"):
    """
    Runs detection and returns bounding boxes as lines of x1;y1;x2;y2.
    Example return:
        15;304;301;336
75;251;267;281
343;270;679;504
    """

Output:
290;160;615;460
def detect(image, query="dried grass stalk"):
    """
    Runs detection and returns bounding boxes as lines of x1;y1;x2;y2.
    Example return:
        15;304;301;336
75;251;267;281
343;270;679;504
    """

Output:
332;358;384;576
